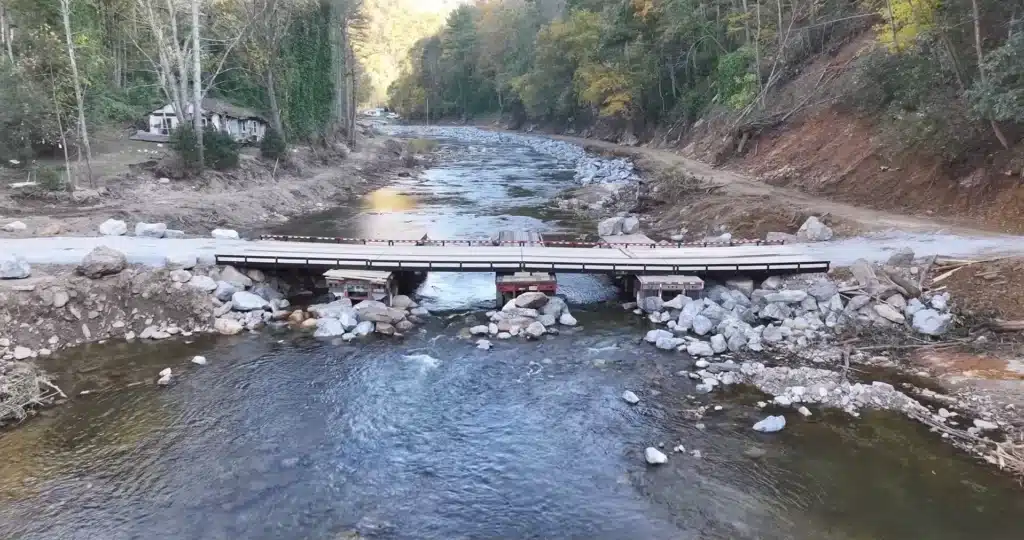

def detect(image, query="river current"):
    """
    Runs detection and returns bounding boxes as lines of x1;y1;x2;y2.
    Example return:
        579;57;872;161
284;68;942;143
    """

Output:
1;132;1022;540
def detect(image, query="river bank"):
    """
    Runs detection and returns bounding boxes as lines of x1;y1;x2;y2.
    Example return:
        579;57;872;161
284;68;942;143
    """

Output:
0;131;425;239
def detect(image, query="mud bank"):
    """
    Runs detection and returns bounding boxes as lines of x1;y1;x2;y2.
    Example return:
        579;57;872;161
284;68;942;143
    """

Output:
0;136;424;239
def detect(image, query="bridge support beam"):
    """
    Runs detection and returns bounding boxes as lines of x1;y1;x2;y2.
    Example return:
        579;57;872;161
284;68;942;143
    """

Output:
495;272;557;308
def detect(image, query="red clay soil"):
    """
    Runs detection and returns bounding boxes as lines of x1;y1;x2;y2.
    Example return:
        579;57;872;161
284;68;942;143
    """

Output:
738;107;1024;234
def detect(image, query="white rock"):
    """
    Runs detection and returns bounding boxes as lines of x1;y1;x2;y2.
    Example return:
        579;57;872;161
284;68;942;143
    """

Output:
764;290;807;303
191;356;208;365
525;321;546;338
686;341;714;357
314;318;346;337
663;294;690;310
558;312;578;326
214;317;244;335
973;419;999;431
912;309;953;336
598;217;625;236
353;320;374;336
761;276;783;290
165;253;197;270
645;329;673;343
622;390;641;404
887;247;915;266
231;291;270;311
710;334;727;354
157;374;172;386
874;303;906;324
930;293;950;311
77;246;128;278
656;336;686;350
170;269;193;283
2;220;27;232
0;254;31;279
211;228;240;240
188;275;218;292
135;222;167;238
13;346;32;360
515;292;549;309
753;415;787;433
159;367;172;377
694;359;710;369
644;447;668;465
99;219;128;236
476;339;492;350
164;229;185;239
796;216;833;242
692;315;713;336
470;325;490;336
797;406;812;417
620;216;640;234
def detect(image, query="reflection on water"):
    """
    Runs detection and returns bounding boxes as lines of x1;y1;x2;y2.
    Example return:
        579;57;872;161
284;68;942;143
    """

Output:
2;133;1023;539
364;187;417;214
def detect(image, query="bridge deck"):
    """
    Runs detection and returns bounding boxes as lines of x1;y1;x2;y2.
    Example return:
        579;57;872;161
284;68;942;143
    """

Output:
215;240;829;275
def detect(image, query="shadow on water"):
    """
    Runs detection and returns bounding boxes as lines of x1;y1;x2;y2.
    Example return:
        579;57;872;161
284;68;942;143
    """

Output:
1;133;1023;539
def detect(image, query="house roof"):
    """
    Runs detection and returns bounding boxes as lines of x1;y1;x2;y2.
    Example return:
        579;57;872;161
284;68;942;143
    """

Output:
201;98;267;122
151;98;267;122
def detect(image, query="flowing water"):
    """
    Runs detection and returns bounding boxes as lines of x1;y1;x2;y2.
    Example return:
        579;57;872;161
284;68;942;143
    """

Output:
1;135;1022;540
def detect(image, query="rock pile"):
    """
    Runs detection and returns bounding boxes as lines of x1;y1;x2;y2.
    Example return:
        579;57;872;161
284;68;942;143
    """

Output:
468;293;578;341
285;294;430;340
639;252;956;358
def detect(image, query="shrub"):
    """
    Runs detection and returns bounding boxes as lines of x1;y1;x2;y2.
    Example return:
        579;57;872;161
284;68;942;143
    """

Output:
35;167;66;191
170;124;240;172
203;127;240;170
260;127;287;160
170;124;202;172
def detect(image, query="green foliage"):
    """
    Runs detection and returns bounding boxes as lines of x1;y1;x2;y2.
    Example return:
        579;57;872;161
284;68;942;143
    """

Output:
967;30;1024;124
873;0;939;52
0;65;60;163
35;166;66;192
716;48;757;110
260;127;288;160
170;125;203;172
279;2;334;141
203;128;241;170
170;125;240;172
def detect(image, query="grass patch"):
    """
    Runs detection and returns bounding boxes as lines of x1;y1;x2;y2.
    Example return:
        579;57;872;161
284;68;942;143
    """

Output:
407;138;439;154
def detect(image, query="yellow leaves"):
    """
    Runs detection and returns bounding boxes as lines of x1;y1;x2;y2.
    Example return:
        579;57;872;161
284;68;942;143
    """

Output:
631;0;659;21
575;62;633;117
875;0;939;52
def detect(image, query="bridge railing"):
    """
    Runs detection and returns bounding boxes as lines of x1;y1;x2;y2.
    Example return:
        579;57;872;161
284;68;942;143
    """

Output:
258;234;788;249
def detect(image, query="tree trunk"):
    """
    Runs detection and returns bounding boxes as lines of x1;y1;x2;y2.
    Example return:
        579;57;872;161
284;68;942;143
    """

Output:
267;66;284;137
884;0;899;51
344;23;356;147
51;70;75;192
971;0;1010;149
60;0;94;187
192;0;204;165
1;0;13;62
329;0;348;138
741;0;751;46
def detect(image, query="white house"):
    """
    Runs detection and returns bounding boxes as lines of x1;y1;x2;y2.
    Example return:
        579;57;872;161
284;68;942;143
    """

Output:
144;98;269;143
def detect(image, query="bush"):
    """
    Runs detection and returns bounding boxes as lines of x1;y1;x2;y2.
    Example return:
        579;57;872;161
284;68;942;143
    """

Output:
170;124;240;172
406;138;438;153
203;127;240;170
260;127;287;160
35;167;66;191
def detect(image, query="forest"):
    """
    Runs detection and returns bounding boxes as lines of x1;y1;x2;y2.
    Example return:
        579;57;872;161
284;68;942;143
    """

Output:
388;0;1024;159
0;0;444;174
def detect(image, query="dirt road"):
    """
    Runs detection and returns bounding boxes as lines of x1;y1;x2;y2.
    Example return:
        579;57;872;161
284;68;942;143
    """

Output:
549;134;1009;236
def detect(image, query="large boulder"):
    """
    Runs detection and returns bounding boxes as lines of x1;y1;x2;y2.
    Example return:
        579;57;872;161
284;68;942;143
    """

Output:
525;321;546;338
98;219;129;236
764;290;807;304
165;253;197;270
213;281;238;302
391;295;416;309
597;216;625;236
308;298;354;318
692;315;713;336
211;229;240;240
353;320;374;336
807;280;839;303
686;341;715;357
2;220;27;232
0;254;31;279
641;295;665;313
252;284;284;302
515;292;549;309
620;216;640;235
135;222;167;238
77;246;127;278
795;216;833;242
231;291;270;311
874;304;906;324
753;415;787;433
912;309;953;336
540;296;568;318
887;247;915;266
314;318;346;338
559;312;578;326
644;329;673;343
655;336;685;350
188;275;218;292
219;266;253;289
214;317;244;335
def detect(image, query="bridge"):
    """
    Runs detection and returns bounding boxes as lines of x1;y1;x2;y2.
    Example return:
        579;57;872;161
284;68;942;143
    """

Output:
214;235;830;276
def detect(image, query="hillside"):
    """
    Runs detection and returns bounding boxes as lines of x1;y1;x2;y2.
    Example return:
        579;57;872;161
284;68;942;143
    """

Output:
387;0;1024;233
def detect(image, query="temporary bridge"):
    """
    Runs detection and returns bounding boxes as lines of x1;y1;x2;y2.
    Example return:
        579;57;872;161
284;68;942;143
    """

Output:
215;234;829;277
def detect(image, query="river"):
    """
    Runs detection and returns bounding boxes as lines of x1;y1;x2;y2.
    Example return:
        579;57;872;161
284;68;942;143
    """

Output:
1;132;1022;539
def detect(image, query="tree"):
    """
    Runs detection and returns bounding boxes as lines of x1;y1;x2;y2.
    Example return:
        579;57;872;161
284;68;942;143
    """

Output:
59;0;94;187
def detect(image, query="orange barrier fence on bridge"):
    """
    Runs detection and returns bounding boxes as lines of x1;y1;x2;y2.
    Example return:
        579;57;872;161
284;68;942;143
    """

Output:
258;234;786;249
